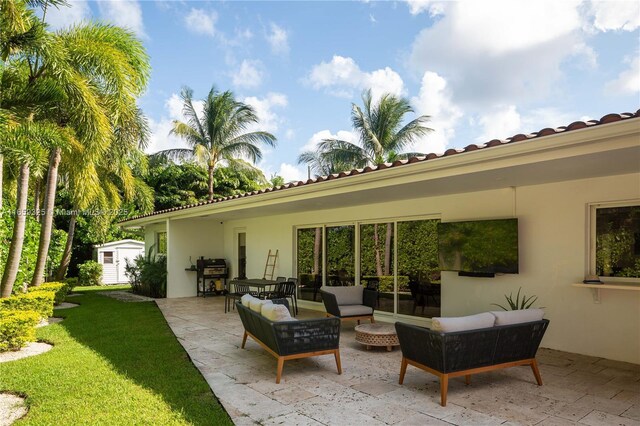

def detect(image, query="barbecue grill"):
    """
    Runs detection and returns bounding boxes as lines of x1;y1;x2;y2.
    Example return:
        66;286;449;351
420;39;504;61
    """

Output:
196;257;228;297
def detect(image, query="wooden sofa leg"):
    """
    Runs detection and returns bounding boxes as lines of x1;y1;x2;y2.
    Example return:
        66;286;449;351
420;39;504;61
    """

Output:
399;357;408;384
276;357;284;384
334;350;342;375
465;374;471;385
241;331;248;349
440;374;449;407
530;359;543;386
371;316;375;323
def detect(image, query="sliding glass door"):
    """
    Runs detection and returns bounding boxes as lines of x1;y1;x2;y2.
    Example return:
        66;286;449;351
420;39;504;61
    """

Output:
296;227;323;302
359;222;394;314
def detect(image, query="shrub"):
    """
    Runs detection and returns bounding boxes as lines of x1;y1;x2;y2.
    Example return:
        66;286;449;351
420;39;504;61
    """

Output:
360;275;410;293
126;247;166;298
0;310;40;352
78;261;102;286
0;291;56;319
28;282;69;305
65;277;78;289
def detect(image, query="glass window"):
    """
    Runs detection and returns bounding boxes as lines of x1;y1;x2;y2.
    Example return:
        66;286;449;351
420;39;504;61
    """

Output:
103;251;114;264
326;225;355;286
397;219;441;318
360;223;394;313
297;227;323;301
594;205;640;278
157;232;167;255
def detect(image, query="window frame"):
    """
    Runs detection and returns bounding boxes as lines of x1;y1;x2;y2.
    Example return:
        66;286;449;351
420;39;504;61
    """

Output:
588;199;640;283
103;251;114;264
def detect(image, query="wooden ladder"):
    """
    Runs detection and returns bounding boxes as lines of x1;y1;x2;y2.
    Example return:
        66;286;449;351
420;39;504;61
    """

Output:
263;249;278;280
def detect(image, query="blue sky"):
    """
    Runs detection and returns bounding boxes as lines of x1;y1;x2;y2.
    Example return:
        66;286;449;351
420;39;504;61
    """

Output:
45;1;639;181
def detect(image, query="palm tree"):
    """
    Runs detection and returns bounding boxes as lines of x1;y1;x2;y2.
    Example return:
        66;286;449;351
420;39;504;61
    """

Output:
27;22;150;286
298;89;432;175
153;86;277;201
0;121;58;297
298;90;432;278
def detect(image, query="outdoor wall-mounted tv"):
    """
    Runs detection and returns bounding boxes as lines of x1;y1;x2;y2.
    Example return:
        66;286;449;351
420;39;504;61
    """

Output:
438;218;519;277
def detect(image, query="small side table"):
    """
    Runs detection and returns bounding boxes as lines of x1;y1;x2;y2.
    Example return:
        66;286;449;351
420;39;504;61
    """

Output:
355;323;399;351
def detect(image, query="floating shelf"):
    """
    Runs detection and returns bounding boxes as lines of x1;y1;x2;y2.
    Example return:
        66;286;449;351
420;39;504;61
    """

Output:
572;282;640;303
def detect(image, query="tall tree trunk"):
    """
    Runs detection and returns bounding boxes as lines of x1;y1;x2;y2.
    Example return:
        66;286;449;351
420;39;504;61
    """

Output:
31;147;61;287
373;224;383;277
33;179;41;220
208;165;214;201
313;227;321;275
0;163;30;297
384;223;392;276
55;210;76;281
0;154;3;211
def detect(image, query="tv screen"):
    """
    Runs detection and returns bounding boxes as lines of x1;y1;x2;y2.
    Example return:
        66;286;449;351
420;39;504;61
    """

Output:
438;218;519;275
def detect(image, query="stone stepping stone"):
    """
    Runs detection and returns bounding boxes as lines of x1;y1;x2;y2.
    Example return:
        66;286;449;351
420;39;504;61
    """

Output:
97;291;154;302
36;317;63;328
0;342;52;363
54;302;79;309
0;393;27;426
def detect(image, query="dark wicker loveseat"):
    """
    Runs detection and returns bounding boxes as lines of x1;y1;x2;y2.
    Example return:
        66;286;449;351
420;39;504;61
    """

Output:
395;319;549;406
236;300;342;383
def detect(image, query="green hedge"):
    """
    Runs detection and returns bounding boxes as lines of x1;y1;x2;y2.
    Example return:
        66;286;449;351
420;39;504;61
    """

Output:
0;291;56;319
0;310;40;352
28;282;69;305
360;276;410;293
78;261;103;286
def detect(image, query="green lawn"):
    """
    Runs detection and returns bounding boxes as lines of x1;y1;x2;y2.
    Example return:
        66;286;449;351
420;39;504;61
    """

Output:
0;287;232;425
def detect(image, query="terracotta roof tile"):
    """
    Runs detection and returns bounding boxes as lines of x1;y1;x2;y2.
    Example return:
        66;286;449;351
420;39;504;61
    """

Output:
121;110;640;223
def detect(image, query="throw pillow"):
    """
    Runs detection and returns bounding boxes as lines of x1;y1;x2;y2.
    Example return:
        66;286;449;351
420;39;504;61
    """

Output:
241;294;256;307
261;304;292;321
490;309;544;326
249;298;272;313
431;312;496;332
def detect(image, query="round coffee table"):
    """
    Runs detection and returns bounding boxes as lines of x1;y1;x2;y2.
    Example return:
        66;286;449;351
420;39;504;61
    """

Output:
355;323;399;351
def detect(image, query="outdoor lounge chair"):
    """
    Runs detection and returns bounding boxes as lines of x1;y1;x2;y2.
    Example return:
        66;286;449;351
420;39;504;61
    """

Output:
320;286;377;323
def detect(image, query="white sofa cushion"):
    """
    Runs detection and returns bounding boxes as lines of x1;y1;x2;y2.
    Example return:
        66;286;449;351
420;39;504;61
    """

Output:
490;309;544;326
241;294;256;307
249;298;272;313
339;305;373;317
322;286;364;305
261;303;292;321
431;312;496;332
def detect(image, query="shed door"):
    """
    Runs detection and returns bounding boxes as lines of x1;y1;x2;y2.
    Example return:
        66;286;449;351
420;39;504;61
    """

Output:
116;248;143;283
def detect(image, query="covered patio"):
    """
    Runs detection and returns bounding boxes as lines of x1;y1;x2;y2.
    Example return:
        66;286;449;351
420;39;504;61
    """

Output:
156;297;640;426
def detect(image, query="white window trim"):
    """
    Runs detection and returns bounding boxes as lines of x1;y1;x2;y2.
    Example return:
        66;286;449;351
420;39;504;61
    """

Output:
588;199;640;283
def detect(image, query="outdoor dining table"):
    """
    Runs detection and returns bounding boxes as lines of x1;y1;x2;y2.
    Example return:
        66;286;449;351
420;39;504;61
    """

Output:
228;278;279;295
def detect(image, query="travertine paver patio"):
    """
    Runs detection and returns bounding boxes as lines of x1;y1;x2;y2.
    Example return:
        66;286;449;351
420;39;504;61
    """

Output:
156;297;640;426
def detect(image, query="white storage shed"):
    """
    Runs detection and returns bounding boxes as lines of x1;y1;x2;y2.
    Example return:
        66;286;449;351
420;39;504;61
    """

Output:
94;239;145;284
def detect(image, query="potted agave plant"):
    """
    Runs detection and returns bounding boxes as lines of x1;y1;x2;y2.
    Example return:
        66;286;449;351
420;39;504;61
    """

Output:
492;287;543;310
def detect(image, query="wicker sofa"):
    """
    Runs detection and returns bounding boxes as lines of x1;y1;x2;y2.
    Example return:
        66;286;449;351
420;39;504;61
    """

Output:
320;286;377;323
395;318;549;406
236;299;342;383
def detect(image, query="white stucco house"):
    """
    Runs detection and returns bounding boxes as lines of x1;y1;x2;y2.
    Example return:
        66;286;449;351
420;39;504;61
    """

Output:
94;239;145;284
121;111;640;364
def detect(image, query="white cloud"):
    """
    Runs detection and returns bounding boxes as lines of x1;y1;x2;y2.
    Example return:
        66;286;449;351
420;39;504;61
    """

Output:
475;106;578;142
266;23;289;55
405;0;446;16
146;117;189;154
408;1;587;105
277;163;306;182
184;8;217;36
97;0;145;37
243;93;288;133
285;129;295;140
232;60;264;89
589;0;640;32
44;0;91;30
300;129;357;153
605;56;640;95
307;55;405;101
411;71;463;154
